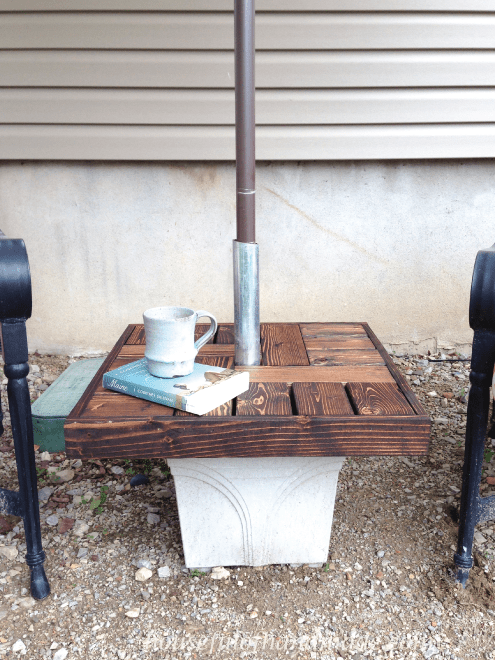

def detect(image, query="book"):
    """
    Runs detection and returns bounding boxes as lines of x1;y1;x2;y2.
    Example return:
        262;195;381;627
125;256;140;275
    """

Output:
102;358;249;416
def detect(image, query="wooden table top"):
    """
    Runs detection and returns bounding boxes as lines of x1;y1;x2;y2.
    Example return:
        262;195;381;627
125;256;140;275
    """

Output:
65;322;430;459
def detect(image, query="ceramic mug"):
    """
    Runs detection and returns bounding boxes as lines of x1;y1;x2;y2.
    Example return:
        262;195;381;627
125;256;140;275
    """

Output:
143;306;217;378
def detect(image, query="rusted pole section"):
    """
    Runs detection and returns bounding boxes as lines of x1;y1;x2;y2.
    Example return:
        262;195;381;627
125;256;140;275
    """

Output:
233;0;260;366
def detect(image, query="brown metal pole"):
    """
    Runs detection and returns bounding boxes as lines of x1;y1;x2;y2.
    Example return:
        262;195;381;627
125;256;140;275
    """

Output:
233;0;260;365
235;0;255;244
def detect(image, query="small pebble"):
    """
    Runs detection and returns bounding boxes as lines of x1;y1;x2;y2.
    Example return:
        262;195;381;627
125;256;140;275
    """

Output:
125;608;140;618
50;468;75;484
53;650;68;660
12;639;26;653
135;567;152;582
210;567;230;580
147;513;160;525
0;546;18;561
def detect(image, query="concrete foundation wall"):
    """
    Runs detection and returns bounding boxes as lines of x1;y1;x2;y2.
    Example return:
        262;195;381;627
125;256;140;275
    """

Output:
0;160;493;355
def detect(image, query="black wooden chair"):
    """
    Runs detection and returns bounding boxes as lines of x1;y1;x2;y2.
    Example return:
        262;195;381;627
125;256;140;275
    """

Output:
0;238;50;599
454;243;495;585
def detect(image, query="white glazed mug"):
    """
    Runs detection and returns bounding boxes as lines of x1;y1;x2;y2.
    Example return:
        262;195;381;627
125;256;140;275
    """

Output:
143;306;217;378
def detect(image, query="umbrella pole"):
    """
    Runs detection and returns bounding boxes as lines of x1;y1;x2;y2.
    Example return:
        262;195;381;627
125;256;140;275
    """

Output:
233;0;260;366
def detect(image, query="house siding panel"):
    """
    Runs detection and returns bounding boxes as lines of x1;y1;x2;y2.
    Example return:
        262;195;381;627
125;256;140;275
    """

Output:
0;2;493;160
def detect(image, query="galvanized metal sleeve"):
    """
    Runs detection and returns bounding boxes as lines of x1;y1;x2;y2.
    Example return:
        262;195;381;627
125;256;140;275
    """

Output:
235;0;255;244
233;240;260;366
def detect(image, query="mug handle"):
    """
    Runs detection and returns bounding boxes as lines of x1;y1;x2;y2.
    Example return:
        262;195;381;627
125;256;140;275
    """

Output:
194;311;218;351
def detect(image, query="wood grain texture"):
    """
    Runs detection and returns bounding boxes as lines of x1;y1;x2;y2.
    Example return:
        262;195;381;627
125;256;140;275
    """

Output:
175;401;232;417
195;355;234;369
308;350;385;366
64;415;430;459
216;324;235;344
300;323;367;337
118;344;235;358
124;322;228;346
362;323;428;417
261;324;309;366
303;337;375;351
346;382;413;416
236;383;292;416
126;325;145;345
293;382;354;416
65;323;431;461
80;392;175;419
235;365;394;383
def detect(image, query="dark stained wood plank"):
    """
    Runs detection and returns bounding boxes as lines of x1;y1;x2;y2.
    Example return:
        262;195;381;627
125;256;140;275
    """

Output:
346;382;413;416
293;382;354;417
118;344;235;358
300;323;367;337
236;382;292;416
308;350;385;366
235;365;394;383
362;323;428;417
303;337;375;351
65;415;431;460
125;325;145;345
80;392;175;419
261;324;309;366
66;324;134;420
216;324;235;344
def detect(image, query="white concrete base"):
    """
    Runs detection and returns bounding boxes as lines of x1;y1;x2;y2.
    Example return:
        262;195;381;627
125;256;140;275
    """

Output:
168;456;344;568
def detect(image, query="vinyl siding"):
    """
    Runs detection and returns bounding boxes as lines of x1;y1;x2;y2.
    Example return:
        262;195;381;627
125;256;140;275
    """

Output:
0;1;493;160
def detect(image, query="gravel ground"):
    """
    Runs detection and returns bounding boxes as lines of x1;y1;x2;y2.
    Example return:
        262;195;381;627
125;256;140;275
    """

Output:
1;350;495;659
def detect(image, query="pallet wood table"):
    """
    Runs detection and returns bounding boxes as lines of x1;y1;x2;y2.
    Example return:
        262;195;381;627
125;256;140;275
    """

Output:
65;322;430;459
65;322;430;568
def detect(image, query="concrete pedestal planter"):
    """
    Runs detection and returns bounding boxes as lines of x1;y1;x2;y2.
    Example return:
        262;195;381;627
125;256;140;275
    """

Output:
168;456;344;568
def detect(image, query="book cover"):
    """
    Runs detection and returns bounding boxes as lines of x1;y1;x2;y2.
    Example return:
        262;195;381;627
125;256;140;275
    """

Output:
102;358;249;416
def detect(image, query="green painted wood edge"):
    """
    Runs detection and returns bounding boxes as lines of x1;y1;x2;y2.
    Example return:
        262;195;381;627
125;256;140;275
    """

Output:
31;357;105;452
